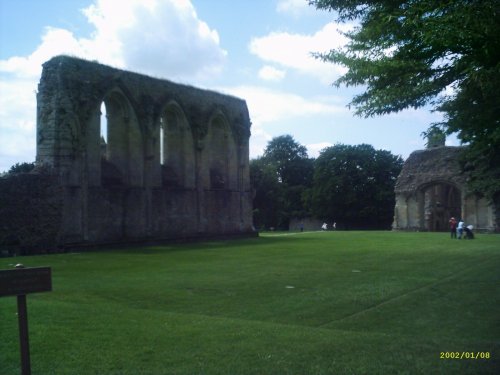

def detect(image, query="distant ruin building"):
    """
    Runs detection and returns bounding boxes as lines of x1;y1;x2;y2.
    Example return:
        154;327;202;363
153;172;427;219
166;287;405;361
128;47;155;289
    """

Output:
392;146;497;232
1;55;254;252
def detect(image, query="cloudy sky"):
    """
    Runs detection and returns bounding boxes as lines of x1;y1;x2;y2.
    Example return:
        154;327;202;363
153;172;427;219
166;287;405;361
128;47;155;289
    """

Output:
0;0;456;172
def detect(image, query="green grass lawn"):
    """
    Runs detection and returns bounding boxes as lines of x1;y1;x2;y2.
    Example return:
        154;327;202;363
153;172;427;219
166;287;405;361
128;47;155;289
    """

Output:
1;231;499;374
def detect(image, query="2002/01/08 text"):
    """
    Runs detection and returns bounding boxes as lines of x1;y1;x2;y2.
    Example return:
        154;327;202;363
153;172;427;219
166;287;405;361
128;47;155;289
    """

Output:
440;352;491;359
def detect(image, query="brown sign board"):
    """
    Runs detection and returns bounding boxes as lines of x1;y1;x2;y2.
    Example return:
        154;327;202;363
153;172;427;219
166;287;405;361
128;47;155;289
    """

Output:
0;267;52;297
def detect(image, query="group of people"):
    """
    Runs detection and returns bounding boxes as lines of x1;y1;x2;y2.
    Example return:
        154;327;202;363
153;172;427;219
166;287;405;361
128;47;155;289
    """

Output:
321;222;336;231
449;217;474;239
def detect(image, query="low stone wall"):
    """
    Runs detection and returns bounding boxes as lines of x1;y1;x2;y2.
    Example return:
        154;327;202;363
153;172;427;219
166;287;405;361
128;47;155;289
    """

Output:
0;172;63;255
0;171;257;256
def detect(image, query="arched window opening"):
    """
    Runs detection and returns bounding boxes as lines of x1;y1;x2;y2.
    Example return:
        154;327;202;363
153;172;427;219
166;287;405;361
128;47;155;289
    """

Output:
160;104;194;188
100;102;108;159
99;90;143;187
205;112;239;191
159;117;165;166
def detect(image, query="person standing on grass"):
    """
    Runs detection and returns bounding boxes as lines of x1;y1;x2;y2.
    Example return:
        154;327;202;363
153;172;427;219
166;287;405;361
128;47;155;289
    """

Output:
457;219;464;239
449;217;457;239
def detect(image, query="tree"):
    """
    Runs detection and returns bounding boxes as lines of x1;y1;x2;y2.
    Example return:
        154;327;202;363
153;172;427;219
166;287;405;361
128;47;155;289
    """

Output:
262;135;313;186
422;125;446;149
310;144;403;229
250;157;286;230
8;162;36;174
310;0;500;199
250;135;314;230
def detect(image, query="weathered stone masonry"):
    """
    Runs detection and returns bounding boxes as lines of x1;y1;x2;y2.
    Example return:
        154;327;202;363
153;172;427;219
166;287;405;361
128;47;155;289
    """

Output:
33;55;253;246
392;146;497;232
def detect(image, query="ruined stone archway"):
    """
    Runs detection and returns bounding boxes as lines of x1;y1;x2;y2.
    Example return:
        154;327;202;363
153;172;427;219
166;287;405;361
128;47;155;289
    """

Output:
392;146;497;232
418;182;461;231
27;55;254;247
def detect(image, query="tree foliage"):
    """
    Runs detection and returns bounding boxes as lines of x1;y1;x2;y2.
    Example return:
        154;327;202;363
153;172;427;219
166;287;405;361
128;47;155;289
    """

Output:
250;135;314;230
7;162;36;175
251;137;403;230
262;135;313;186
422;125;446;149
310;0;500;198
250;157;286;230
310;144;403;229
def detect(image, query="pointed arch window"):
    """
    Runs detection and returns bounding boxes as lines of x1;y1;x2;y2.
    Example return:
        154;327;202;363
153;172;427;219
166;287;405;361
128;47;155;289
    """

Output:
159;103;194;188
99;90;143;187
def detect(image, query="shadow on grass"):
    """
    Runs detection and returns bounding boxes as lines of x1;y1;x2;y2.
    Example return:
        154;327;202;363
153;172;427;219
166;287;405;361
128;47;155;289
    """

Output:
88;232;324;255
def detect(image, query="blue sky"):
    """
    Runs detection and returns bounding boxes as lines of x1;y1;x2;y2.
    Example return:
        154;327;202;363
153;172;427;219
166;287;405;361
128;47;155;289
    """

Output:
0;0;457;172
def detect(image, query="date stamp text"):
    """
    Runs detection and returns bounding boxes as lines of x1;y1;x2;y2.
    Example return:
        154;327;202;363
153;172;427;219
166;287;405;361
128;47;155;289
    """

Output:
440;352;491;360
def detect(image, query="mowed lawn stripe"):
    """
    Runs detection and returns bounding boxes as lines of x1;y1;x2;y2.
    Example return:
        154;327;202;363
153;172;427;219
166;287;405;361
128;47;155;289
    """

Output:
321;253;499;326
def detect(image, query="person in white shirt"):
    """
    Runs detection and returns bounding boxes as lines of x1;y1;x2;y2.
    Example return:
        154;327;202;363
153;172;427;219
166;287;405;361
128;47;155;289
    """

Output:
457;219;464;239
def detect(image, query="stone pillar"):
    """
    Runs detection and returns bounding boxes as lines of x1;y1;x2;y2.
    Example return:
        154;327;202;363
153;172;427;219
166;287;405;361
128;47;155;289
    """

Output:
195;138;206;233
86;109;102;187
416;190;425;230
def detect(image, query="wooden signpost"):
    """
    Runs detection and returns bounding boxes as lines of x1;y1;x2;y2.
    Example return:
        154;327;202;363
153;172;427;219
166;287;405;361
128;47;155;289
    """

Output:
0;265;52;375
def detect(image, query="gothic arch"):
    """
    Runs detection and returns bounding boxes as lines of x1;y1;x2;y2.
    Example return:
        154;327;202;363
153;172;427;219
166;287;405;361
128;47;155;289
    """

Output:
417;181;462;231
204;110;238;190
100;89;143;186
158;101;195;188
31;56;255;247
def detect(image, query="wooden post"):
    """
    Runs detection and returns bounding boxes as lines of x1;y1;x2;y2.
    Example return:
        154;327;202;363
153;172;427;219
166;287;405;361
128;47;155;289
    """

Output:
17;294;31;375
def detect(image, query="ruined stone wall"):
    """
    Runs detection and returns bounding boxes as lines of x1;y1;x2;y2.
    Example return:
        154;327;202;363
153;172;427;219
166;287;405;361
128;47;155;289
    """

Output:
32;55;254;248
393;146;497;232
0;171;63;254
394;147;467;194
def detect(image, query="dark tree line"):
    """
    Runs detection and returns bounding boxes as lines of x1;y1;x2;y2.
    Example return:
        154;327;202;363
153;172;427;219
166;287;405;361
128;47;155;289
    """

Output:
5;162;36;175
250;135;403;230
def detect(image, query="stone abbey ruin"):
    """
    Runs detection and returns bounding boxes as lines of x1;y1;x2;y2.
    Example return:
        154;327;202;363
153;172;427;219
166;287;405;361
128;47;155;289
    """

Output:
1;57;497;254
1;55;254;252
392;145;497;232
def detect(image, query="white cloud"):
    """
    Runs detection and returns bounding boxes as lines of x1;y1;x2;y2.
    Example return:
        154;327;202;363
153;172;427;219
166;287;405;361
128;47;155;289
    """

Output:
276;0;309;16
0;28;95;79
249;22;352;84
0;79;37;171
0;80;37;120
307;142;333;157
219;85;346;158
258;65;286;81
0;129;36;166
83;0;226;81
0;0;226;81
222;85;345;124
0;0;226;171
248;126;274;159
